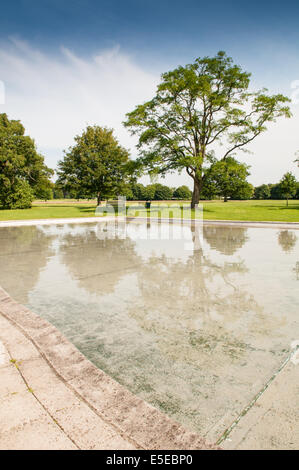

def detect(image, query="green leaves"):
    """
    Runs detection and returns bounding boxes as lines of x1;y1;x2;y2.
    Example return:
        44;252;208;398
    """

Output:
203;157;253;201
2;180;34;209
279;172;297;205
57;125;132;203
124;51;291;205
0;113;53;209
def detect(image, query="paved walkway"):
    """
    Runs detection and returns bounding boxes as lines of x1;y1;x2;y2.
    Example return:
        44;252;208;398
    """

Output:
221;359;299;449
1;303;298;450
0;288;215;450
0;314;137;450
1;216;299;229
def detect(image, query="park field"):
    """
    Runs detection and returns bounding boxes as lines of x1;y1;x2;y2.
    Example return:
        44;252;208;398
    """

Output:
0;199;298;223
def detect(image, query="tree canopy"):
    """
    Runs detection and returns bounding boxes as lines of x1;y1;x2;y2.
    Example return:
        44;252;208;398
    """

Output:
204;157;253;201
279;172;297;206
153;183;173;200
124;51;291;207
57;126;132;205
173;185;192;200
254;184;271;200
0;113;53;209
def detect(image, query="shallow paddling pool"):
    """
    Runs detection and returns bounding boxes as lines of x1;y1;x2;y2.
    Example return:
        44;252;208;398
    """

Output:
0;219;298;442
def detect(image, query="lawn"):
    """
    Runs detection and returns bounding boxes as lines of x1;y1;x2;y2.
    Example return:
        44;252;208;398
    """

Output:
194;199;299;222
0;199;299;223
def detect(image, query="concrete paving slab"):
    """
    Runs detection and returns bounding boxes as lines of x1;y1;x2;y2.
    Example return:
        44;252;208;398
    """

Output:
1;386;51;433
0;287;215;450
54;403;136;450
222;361;299;450
1;416;77;450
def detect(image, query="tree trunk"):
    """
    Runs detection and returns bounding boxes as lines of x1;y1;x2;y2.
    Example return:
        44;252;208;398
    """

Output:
286;198;288;207
224;194;228;202
191;178;200;209
97;193;101;206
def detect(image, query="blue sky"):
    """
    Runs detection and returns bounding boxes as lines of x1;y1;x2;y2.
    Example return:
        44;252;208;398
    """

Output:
0;0;299;186
2;0;299;73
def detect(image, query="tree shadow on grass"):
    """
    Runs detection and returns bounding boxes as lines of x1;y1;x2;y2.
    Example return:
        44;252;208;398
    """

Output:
251;204;299;210
278;205;299;210
77;205;97;214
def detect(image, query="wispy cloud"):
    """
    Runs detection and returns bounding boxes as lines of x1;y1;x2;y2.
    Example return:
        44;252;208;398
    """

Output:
0;38;298;185
0;38;158;167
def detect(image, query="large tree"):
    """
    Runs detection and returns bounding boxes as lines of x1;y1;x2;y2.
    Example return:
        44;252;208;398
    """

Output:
57;126;132;205
124;51;291;208
204;157;253;201
0;113;53;209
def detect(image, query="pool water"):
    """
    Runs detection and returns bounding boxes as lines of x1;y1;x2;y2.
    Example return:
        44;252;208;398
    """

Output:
0;220;298;441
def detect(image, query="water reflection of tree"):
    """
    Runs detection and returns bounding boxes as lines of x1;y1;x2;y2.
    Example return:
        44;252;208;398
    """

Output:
293;262;299;280
117;223;294;435
114;223;271;433
0;226;54;302
203;225;248;255
278;230;297;253
60;222;141;295
53;221;290;435
128;224;256;354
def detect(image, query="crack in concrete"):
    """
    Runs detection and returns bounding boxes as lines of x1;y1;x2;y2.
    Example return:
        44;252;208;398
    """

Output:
0;310;144;450
216;346;299;445
2;340;81;450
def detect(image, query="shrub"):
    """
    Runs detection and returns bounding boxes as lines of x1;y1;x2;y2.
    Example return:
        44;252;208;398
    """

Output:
0;180;34;209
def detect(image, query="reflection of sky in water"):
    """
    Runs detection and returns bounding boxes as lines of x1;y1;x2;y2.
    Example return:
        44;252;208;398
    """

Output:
0;221;298;441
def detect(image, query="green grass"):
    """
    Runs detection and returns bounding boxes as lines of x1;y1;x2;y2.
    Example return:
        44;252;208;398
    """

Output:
0;203;97;220
0;199;298;223
196;199;299;222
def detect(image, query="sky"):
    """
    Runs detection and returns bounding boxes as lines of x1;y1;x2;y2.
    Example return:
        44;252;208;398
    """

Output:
0;0;299;187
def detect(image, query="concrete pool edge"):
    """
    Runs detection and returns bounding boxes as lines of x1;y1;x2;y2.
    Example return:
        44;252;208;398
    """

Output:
0;286;218;450
1;217;298;449
0;216;298;229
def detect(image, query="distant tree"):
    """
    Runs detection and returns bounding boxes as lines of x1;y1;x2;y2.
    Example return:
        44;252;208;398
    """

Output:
34;180;54;201
204;157;252;202
130;183;146;200
254;184;271;200
269;183;283;200
128;183;156;201
121;185;134;200
53;182;65;199
0;113;53;209
279;172;297;206
173;185;192;200
230;181;254;200
154;183;173;200
143;184;156;201
124;51;291;208
57;126;132;205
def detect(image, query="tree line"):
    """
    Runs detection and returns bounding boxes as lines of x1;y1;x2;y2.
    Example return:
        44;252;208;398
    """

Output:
1;51;297;210
53;171;299;204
